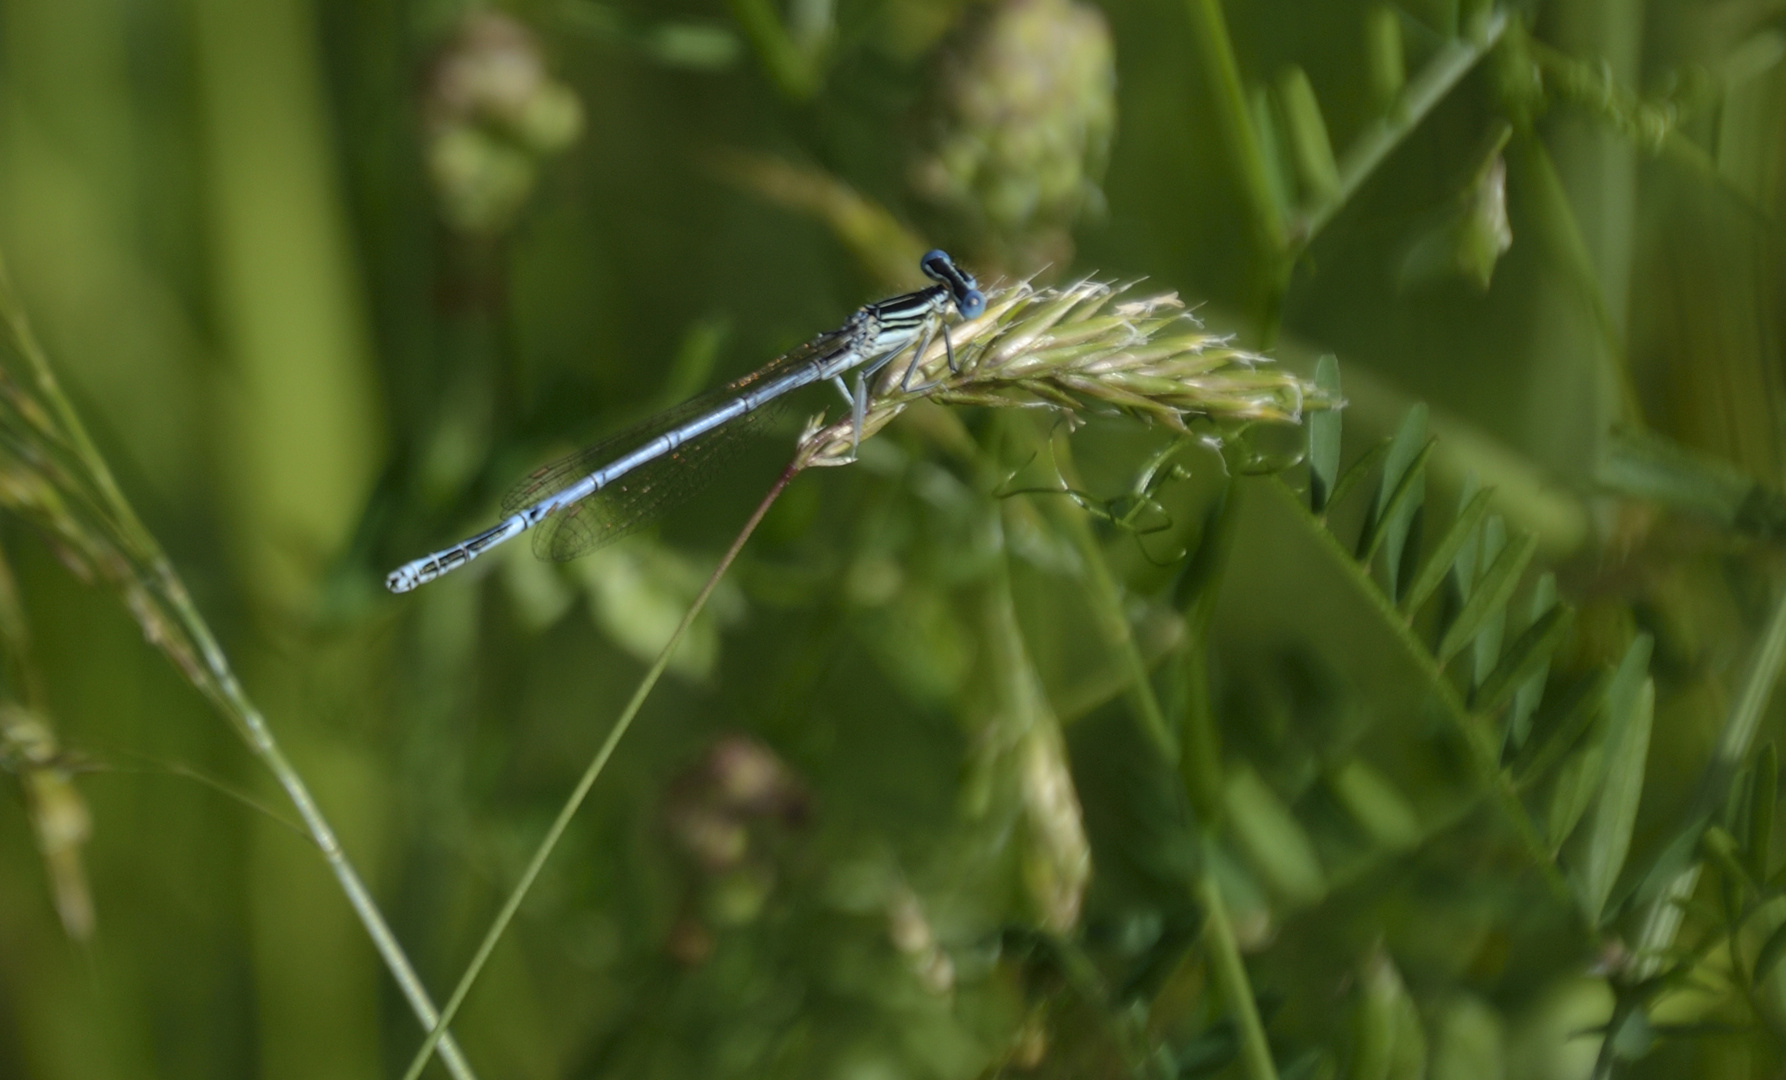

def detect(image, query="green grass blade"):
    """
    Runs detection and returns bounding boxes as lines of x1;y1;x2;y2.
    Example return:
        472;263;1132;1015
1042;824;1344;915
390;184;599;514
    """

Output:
1249;85;1296;232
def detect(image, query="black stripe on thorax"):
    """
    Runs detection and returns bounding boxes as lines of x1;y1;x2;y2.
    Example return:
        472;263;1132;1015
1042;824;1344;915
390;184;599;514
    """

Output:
865;285;947;328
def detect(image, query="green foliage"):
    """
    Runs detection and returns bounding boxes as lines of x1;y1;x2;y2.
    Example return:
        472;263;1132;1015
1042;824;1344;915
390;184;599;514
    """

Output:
2;1;1786;1079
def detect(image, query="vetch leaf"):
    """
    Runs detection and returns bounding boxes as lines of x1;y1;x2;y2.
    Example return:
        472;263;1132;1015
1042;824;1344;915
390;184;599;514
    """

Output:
1449;471;1482;605
1748;743;1777;883
1546;736;1606;853
1470;604;1571;718
1752;914;1786;987
1359;405;1429;601
1398;485;1493;619
1224;765;1326;907
1357;439;1435;572
1249;85;1296;232
1279;65;1341;200
1513;669;1612;787
1308;355;1342;513
1436;530;1535;664
1547;639;1652;852
1508;573;1558;751
1604;635;1656;740
1328;758;1421;851
1325;437;1393;521
1365;6;1406;112
1428;995;1505;1080
1468;516;1508;688
1566;636;1656;924
1351;949;1423;1080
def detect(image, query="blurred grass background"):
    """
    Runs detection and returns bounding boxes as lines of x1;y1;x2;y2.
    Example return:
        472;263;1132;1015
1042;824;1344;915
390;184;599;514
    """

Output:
2;0;1786;1077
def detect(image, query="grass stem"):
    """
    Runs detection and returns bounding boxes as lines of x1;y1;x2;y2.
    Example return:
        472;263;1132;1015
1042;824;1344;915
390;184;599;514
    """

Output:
1196;836;1279;1080
399;460;800;1080
1297;7;1509;244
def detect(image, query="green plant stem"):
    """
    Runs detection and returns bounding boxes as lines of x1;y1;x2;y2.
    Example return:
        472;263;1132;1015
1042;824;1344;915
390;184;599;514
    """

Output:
1196;835;1279;1080
207;645;477;1080
1510;136;1642;428
725;0;818;100
1040;445;1175;762
1265;479;1573;902
1633;580;1786;977
1177;480;1239;824
1297;7;1510;244
400;460;800;1080
0;252;480;1080
1184;0;1288;265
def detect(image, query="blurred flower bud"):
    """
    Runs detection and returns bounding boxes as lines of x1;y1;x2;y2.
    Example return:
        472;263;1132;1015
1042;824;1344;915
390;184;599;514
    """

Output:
663;736;808;873
427;127;538;236
1019;723;1089;933
424;11;585;235
706;735;807;822
1;705;94;940
1454;153;1513;288
1398;147;1512;293
703;864;776;926
910;0;1116;275
888;885;956;994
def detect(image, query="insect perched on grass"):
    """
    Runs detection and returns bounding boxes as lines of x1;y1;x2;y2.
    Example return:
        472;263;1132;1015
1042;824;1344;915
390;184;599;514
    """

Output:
385;250;986;593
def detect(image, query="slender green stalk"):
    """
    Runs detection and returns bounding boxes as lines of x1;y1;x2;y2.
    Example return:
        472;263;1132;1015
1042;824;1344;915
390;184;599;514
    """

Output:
1040;435;1175;762
1183;0;1288;254
1265;480;1573;902
725;0;819;99
1196;836;1279;1080
1633;581;1786;977
400;461;800;1080
1297;8;1509;243
1176;479;1239;825
0;253;480;1080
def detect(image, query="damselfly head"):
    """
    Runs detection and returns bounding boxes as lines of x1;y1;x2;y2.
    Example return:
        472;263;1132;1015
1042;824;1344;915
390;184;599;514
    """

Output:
920;249;986;320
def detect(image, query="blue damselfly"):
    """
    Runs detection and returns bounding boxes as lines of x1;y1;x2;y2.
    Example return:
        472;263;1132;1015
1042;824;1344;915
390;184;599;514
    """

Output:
386;250;985;593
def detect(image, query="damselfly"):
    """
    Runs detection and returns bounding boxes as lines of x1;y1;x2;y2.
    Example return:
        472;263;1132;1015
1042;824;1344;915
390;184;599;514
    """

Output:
385;250;986;593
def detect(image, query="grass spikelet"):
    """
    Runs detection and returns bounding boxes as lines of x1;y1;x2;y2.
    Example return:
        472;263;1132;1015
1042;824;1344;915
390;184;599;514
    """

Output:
797;277;1330;469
